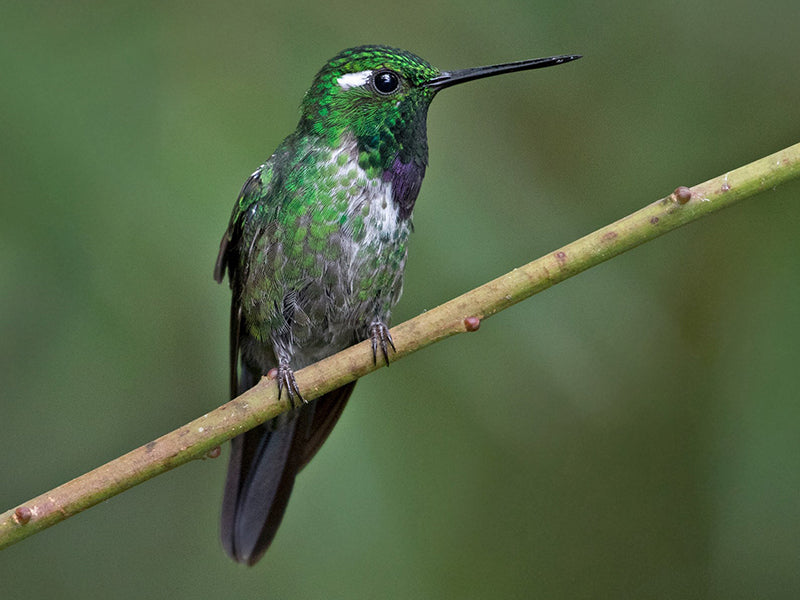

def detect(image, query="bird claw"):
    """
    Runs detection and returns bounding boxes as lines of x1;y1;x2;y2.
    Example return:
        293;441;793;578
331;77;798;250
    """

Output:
276;363;305;406
369;321;396;366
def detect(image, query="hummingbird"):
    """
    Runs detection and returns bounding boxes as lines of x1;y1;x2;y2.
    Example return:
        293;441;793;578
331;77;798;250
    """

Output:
214;45;580;565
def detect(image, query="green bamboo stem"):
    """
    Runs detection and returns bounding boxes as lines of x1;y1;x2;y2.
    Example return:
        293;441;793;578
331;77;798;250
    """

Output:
1;141;799;552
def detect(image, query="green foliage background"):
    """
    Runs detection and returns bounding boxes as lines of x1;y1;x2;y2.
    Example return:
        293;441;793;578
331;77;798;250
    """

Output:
2;1;799;597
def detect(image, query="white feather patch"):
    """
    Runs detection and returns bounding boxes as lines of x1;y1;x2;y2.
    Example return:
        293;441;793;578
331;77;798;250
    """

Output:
336;70;372;90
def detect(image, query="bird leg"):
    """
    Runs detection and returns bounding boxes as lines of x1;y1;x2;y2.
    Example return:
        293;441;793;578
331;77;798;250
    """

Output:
369;321;396;366
276;362;305;406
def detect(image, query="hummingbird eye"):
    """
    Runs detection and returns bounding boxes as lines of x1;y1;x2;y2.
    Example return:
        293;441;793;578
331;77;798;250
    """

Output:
372;70;400;95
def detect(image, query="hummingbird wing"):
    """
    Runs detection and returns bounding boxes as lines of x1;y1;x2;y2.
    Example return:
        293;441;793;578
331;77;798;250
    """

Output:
215;155;357;565
214;167;268;398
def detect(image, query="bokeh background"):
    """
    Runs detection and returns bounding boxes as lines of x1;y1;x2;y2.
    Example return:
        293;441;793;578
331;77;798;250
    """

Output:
2;0;799;598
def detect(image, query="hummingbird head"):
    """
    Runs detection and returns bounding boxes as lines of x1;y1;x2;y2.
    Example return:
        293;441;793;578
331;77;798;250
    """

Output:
298;45;580;206
299;45;580;175
299;45;439;173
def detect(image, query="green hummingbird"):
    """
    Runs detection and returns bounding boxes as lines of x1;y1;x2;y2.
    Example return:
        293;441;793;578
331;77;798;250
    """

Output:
214;44;580;565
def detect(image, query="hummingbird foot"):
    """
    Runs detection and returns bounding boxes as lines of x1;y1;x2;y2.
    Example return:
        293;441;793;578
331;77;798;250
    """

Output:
369;321;396;366
276;362;305;406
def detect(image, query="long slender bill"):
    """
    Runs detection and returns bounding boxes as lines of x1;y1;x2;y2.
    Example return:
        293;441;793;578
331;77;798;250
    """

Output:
425;54;581;91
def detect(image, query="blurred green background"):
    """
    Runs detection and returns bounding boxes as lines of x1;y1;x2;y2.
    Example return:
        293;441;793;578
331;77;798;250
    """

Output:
2;0;799;598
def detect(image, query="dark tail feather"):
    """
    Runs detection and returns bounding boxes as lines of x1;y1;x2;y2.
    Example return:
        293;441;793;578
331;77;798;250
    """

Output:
220;380;357;565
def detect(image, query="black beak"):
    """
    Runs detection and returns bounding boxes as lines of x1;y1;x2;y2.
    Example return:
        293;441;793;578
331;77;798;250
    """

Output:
425;54;581;91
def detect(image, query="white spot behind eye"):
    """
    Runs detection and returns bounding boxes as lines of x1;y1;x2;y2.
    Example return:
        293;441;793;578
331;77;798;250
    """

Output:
337;70;373;90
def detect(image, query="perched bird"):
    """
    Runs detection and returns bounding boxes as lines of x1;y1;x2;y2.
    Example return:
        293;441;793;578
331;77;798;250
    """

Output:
214;45;580;565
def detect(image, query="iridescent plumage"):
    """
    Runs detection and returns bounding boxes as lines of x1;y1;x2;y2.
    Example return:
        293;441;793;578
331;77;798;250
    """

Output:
215;45;580;565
